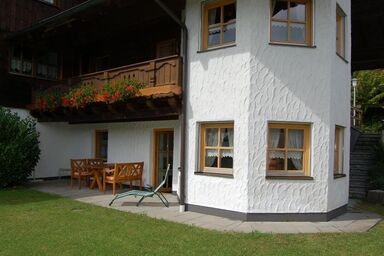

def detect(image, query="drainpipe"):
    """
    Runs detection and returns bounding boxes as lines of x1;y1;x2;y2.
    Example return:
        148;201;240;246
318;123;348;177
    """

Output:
153;0;188;212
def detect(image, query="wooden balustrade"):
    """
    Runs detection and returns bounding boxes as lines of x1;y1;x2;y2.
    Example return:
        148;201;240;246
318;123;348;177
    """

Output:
69;55;182;97
351;107;363;127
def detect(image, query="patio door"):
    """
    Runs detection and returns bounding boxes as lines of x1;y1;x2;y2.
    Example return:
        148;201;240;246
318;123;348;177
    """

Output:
153;129;173;193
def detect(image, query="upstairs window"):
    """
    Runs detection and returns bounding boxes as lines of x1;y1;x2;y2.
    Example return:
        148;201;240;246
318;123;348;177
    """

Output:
270;0;313;45
37;52;59;80
9;46;59;80
336;5;346;58
10;46;32;76
202;0;236;50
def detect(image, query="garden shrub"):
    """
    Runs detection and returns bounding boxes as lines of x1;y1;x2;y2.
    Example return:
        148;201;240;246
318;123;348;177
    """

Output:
0;107;40;188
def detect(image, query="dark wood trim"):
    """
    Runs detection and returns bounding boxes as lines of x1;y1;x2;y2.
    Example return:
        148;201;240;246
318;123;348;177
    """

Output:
185;204;348;222
336;53;349;63
194;172;234;178
334;173;347;179
197;44;237;53
269;42;316;48
266;176;314;180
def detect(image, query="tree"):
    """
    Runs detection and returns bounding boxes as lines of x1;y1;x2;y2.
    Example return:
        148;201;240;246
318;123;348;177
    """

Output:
353;69;384;112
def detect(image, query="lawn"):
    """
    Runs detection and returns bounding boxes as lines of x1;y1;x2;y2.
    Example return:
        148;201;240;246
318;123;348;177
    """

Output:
0;189;383;256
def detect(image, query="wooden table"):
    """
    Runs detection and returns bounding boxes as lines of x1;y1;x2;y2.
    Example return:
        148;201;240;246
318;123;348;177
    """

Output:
88;163;114;191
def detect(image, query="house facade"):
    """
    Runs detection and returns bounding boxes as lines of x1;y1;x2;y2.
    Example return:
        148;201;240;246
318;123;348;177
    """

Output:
2;0;351;221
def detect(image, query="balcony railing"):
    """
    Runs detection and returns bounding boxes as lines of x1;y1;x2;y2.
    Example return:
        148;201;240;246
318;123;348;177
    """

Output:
69;55;182;97
351;107;363;127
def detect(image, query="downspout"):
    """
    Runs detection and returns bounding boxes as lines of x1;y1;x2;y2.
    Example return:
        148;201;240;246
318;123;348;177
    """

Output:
153;0;188;211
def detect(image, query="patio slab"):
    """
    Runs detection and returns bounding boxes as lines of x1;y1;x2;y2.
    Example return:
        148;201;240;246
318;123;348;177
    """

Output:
29;179;382;234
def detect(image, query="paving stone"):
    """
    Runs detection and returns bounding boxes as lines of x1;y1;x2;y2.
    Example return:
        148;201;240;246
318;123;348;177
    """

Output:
29;180;382;234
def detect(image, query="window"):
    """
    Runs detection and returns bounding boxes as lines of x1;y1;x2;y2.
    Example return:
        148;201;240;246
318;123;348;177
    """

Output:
270;0;313;45
36;52;59;80
95;130;108;162
10;46;33;76
10;46;59;80
267;123;311;176
334;126;344;175
336;5;346;58
199;123;234;174
202;0;236;50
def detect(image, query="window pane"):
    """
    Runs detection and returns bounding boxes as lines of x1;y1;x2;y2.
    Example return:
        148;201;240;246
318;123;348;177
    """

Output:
288;129;304;149
205;128;218;146
268;128;285;148
22;61;32;75
208;27;221;47
290;23;306;44
11;59;21;72
223;23;236;43
220;149;233;168
287;151;303;170
268;151;285;170
290;2;306;22
220;128;234;147
205;149;218;167
208;7;221;25
272;0;288;19
223;3;236;23
271;21;288;41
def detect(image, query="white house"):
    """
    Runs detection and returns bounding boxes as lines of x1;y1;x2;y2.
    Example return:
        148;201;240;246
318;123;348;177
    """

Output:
7;0;350;221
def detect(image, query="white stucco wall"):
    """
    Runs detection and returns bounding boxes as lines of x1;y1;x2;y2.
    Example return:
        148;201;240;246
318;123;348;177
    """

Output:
186;0;350;213
9;108;181;192
328;0;351;211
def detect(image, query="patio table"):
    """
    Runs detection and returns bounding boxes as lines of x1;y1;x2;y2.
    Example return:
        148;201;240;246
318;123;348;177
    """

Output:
88;163;115;191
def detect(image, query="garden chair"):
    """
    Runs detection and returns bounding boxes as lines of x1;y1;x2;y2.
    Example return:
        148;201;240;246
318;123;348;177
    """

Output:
70;159;93;190
103;162;144;195
109;164;170;207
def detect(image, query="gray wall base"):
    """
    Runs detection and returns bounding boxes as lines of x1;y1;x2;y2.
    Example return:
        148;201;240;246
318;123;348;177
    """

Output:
185;204;348;222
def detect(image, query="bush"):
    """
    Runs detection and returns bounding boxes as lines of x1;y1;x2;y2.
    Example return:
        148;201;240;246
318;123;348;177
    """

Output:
0;107;41;188
368;141;384;190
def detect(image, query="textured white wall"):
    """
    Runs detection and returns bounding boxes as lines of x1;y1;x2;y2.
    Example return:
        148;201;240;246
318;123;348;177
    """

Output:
9;108;180;192
186;0;350;213
185;0;252;212
328;0;351;211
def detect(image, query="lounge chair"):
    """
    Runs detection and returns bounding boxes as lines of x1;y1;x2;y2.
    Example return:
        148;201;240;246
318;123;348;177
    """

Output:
109;164;170;207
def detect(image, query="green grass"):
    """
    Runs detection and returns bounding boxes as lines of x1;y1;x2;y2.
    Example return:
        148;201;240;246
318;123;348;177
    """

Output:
0;189;383;256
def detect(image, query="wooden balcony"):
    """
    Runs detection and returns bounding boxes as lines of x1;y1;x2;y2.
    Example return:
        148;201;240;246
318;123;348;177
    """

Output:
71;55;182;98
31;55;183;123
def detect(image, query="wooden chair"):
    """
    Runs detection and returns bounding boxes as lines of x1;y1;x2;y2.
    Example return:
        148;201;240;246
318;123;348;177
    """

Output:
103;162;144;195
70;159;93;190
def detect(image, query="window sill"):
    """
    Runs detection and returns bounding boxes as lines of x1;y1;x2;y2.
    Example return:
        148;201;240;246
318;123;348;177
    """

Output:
269;42;316;49
9;72;59;81
336;53;349;63
197;43;237;53
194;172;234;178
334;173;347;179
266;175;314;180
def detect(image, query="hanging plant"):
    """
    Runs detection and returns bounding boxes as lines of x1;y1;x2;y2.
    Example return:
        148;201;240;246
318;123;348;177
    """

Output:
30;78;144;111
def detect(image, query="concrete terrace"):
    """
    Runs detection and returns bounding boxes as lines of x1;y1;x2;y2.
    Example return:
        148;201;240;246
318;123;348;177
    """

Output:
29;179;382;234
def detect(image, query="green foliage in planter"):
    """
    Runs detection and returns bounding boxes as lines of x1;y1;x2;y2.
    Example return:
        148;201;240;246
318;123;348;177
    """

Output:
368;141;384;190
0;107;41;188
